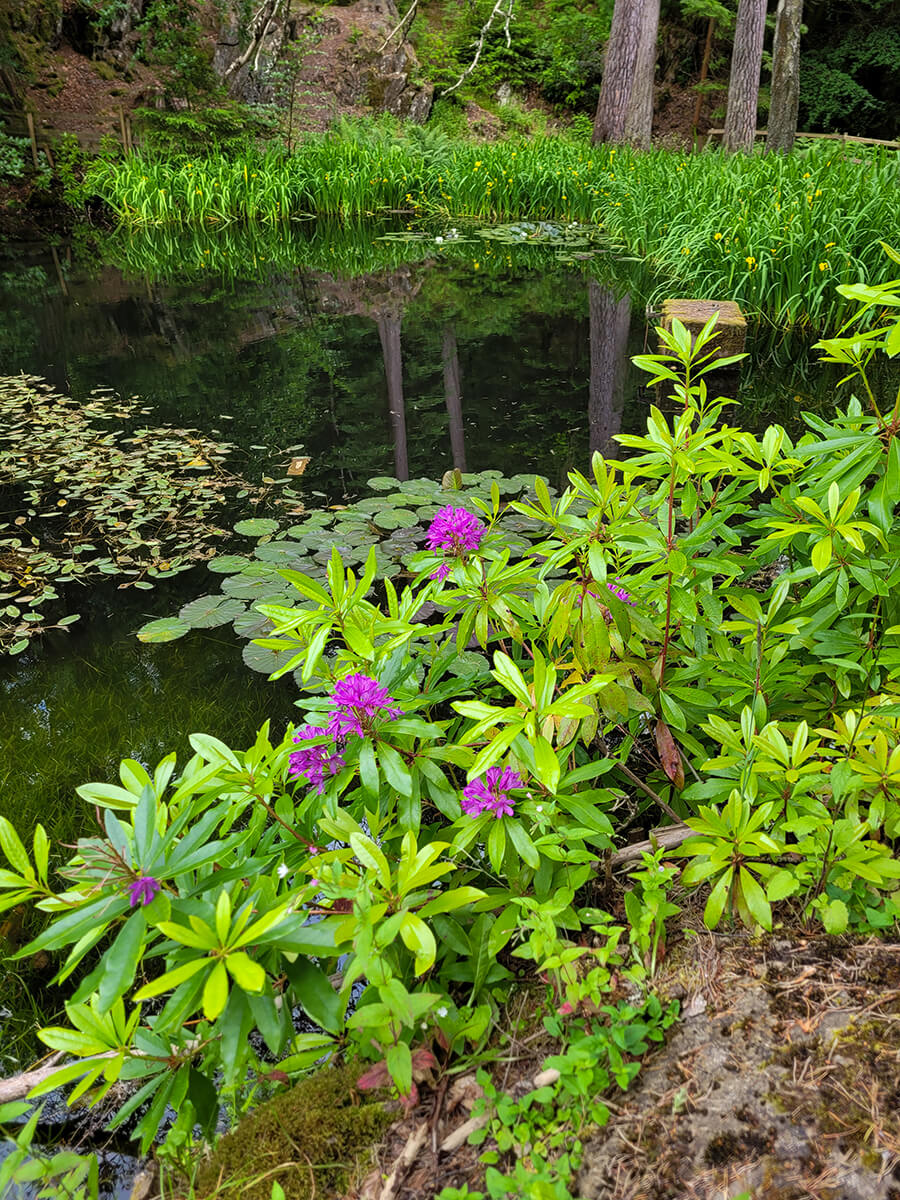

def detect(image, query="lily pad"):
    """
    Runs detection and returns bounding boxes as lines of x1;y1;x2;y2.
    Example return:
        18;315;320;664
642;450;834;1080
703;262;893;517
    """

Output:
234;518;279;537
137;617;191;643
367;476;401;491
179;595;246;629
373;509;418;531
242;641;301;675
254;541;309;565
207;554;252;574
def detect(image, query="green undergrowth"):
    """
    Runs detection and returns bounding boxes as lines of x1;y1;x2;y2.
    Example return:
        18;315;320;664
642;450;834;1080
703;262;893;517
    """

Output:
85;134;900;327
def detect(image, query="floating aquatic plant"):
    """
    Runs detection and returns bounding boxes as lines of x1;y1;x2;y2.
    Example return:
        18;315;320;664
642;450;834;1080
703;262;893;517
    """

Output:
0;375;276;654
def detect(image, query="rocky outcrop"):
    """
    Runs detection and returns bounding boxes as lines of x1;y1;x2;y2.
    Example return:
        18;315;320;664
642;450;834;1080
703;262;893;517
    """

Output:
218;0;433;129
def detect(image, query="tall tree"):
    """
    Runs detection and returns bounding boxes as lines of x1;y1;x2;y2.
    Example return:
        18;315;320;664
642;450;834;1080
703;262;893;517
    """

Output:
722;0;767;152
592;0;644;144
623;0;660;149
766;0;803;153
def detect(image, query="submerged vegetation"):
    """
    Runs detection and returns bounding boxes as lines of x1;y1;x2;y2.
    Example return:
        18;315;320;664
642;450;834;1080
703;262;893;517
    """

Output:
85;133;900;328
1;257;899;1197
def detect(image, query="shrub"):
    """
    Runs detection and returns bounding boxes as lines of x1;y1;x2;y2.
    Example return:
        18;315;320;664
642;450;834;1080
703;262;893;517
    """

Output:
1;253;898;1168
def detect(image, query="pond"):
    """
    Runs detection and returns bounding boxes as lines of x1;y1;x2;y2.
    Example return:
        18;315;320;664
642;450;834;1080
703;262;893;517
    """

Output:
0;220;854;1185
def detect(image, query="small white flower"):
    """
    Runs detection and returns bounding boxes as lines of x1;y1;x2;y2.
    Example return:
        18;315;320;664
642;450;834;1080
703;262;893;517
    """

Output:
536;806;543;813
435;235;444;244
437;1006;449;1018
277;862;290;879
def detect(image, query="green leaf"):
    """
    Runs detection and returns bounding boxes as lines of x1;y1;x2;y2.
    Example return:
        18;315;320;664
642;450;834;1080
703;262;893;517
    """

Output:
226;951;265;993
739;868;772;932
0;818;31;877
821;897;848;934
386;1041;413;1095
203;960;230;1020
284;958;343;1034
97;910;145;1014
136;617;191;644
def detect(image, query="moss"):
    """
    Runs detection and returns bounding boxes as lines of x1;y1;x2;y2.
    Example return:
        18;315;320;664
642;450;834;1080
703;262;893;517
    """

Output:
190;1063;392;1200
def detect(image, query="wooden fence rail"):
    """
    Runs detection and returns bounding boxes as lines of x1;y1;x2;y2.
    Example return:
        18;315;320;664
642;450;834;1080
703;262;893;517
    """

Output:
705;128;899;149
2;109;136;156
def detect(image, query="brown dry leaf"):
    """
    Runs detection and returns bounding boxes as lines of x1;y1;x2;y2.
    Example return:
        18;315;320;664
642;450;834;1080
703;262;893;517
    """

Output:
287;455;311;476
655;718;685;788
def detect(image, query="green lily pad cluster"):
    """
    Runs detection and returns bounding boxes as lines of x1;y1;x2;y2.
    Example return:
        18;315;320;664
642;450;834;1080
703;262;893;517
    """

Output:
0;375;274;655
137;470;553;667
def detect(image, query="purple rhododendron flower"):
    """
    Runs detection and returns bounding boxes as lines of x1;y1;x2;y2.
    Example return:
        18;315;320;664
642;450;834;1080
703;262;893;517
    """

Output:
128;875;160;907
461;765;524;819
289;724;345;792
605;579;635;606
427;506;485;581
326;673;404;742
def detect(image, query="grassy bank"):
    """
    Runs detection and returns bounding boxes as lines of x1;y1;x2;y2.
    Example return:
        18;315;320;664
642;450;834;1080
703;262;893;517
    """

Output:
85;134;900;327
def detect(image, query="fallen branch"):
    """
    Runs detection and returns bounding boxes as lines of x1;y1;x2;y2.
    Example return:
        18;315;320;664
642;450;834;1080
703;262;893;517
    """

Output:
378;1122;429;1200
609;823;695;868
0;1052;115;1104
379;0;419;52
440;0;515;97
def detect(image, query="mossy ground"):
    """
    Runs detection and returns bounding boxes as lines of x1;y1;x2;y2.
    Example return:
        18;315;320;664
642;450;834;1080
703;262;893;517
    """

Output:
187;1063;392;1200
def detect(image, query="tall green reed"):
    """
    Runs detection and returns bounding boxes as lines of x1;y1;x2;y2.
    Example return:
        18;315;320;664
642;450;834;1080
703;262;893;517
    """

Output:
85;136;900;328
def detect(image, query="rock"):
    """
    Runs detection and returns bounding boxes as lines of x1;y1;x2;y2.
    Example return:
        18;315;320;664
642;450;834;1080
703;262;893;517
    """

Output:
660;298;747;360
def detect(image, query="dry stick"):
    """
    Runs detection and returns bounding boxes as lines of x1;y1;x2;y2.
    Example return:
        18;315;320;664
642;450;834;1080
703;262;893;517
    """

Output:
379;0;419;52
378;1122;429;1200
441;0;514;96
0;1052;113;1104
615;759;682;825
25;112;40;170
609;824;694;867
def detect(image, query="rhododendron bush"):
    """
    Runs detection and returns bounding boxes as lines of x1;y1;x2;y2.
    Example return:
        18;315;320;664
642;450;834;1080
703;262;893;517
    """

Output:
1;270;899;1166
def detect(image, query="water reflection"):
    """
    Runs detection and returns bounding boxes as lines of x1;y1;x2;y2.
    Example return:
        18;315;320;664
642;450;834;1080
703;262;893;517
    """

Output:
588;281;632;460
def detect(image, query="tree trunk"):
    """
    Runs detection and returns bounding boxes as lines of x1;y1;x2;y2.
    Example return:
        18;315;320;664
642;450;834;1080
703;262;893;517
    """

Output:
722;0;767;153
691;18;716;135
376;315;409;482
441;325;467;472
588;282;632;460
592;0;644;145
623;0;660;149
767;0;803;153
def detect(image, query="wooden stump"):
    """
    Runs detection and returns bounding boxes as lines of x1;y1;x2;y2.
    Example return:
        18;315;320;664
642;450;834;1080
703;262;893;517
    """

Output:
660;299;747;360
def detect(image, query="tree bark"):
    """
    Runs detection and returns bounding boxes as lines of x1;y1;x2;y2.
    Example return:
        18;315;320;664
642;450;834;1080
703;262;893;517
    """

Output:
376;315;409;482
441;325;467;472
691;18;716;135
592;0;644;145
588;282;632;460
623;0;660;149
766;0;803;153
722;0;767;153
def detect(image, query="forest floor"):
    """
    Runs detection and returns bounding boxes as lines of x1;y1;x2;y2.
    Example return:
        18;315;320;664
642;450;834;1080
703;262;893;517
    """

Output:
352;930;900;1200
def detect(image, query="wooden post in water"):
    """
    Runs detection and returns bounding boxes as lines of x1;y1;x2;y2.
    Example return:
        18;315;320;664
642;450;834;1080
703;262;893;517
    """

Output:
659;299;747;360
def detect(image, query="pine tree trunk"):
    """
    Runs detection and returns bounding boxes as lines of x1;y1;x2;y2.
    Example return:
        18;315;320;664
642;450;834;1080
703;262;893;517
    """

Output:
767;0;803;153
722;0;767;153
623;0;660;149
592;0;644;145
